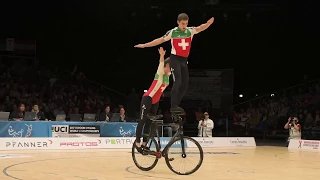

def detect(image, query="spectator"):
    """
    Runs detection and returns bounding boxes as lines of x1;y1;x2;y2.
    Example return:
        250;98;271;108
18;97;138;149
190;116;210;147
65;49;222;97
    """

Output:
115;107;127;122
31;104;46;120
284;117;301;141
10;103;25;121
99;105;113;122
197;112;214;137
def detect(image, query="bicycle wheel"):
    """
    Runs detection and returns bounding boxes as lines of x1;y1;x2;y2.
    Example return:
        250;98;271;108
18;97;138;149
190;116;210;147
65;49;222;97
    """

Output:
164;136;203;175
131;137;160;171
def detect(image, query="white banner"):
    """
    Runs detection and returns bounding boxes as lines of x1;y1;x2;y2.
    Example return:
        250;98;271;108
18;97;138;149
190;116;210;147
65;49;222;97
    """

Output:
189;137;256;148
0;137;256;150
288;139;320;151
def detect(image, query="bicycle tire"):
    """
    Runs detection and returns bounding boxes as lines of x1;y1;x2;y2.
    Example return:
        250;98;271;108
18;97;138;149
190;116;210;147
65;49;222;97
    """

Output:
131;137;160;171
164;136;203;175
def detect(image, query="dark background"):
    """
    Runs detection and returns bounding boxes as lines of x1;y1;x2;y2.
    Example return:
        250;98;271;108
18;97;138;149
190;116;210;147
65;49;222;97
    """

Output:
0;0;319;100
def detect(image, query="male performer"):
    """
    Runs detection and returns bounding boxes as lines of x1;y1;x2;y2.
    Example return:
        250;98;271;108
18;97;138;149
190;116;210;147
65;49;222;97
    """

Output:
135;13;214;113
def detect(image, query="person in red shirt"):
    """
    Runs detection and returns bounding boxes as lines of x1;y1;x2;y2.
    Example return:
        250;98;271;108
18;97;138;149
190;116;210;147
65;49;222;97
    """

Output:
135;47;171;152
135;13;214;113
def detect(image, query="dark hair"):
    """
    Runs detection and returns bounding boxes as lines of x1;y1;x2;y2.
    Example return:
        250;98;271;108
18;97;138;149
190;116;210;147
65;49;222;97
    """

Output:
177;13;189;22
164;57;170;66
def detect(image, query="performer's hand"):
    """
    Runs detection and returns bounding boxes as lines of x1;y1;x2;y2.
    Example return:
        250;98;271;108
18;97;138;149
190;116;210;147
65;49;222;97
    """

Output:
134;44;145;48
158;47;166;56
207;17;214;25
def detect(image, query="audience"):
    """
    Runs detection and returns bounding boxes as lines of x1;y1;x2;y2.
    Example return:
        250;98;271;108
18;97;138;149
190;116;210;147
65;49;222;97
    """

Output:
0;61;130;122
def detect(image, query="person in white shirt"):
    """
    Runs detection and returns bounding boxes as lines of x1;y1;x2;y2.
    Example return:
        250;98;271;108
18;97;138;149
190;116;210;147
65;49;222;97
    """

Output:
198;112;214;137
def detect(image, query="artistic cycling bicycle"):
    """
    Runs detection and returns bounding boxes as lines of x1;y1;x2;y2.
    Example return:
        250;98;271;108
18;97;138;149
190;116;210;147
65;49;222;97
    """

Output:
131;112;204;175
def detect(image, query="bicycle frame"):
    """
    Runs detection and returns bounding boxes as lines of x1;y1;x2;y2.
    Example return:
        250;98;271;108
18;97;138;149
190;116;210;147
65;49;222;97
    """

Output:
147;116;186;156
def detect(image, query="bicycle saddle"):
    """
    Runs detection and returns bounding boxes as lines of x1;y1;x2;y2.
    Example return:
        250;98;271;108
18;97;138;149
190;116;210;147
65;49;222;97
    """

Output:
147;114;163;120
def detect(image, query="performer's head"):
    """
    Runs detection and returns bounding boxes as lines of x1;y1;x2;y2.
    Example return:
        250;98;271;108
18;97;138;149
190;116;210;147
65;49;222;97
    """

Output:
177;13;189;31
164;57;171;75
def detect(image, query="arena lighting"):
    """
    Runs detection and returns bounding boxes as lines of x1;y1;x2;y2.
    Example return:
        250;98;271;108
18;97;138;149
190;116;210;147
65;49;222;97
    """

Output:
239;94;243;98
271;94;275;97
144;90;147;93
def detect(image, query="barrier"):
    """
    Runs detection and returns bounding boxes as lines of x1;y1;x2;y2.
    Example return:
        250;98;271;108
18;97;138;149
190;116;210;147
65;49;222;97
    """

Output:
288;139;320;151
0;137;256;150
0;121;137;137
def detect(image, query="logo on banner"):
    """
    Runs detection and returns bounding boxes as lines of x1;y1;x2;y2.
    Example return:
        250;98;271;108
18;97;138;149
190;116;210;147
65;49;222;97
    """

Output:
105;138;134;145
68;125;100;134
52;125;68;133
299;140;319;150
5;139;52;149
196;138;214;147
119;125;137;137
8;124;33;137
60;139;101;147
230;138;248;146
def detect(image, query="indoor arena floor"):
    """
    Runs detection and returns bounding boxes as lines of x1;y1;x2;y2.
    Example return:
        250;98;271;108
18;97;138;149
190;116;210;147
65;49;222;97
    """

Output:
0;146;318;180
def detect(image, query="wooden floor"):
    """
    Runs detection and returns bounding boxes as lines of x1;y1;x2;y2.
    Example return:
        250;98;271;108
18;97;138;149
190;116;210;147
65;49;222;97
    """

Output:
0;146;319;180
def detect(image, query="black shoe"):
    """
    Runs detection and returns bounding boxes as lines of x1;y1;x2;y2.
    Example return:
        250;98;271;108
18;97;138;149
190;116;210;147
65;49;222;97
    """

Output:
134;143;143;153
136;146;143;153
141;145;150;151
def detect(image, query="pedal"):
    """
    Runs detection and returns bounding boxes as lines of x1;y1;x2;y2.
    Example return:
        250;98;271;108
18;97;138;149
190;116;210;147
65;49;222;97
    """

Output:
153;152;162;159
168;158;175;161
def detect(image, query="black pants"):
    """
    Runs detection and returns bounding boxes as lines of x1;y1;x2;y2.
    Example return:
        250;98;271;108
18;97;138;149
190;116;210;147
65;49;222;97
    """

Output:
170;54;189;108
135;96;159;143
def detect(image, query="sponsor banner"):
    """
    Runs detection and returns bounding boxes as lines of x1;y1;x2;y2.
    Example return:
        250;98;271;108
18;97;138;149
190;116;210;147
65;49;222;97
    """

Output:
68;125;100;134
189;137;256;148
105;137;135;148
51;125;100;138
59;139;102;148
0;137;256;150
150;137;187;148
0;121;50;137
190;137;214;147
101;123;137;137
0;122;138;138
52;125;69;138
288;139;320;151
68;125;100;137
0;138;102;150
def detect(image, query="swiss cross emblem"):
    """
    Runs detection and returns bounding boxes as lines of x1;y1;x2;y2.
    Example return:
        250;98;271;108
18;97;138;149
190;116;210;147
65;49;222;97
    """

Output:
178;39;189;50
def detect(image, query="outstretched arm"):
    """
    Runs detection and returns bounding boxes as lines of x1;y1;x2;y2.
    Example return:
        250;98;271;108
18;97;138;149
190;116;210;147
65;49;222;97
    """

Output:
194;17;214;34
156;47;166;75
135;30;172;48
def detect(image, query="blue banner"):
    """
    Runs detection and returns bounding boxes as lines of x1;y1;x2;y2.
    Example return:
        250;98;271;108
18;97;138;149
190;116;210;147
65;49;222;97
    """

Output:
150;137;188;148
0;121;138;137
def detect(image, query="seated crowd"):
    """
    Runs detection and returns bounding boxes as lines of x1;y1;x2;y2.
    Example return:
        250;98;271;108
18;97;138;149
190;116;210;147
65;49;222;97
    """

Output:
0;61;135;122
224;79;320;139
